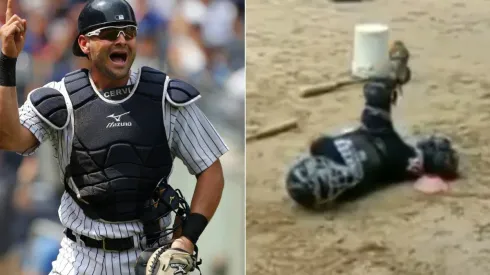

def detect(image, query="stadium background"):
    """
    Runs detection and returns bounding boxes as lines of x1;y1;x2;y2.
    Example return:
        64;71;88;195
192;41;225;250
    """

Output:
0;0;245;274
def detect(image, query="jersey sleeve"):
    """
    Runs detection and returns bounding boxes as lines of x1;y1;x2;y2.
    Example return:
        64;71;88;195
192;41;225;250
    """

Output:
169;103;229;175
18;82;60;156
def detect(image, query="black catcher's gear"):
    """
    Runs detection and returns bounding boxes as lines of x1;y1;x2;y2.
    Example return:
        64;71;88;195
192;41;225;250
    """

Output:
416;135;459;179
286;78;431;208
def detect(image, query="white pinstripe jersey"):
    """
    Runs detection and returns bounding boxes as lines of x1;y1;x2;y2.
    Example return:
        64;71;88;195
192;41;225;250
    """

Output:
18;68;229;241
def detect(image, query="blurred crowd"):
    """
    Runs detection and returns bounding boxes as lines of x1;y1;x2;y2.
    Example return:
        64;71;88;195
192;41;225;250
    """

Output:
0;0;244;274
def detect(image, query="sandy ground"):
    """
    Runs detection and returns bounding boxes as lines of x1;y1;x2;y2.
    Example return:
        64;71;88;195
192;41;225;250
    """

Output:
246;0;490;274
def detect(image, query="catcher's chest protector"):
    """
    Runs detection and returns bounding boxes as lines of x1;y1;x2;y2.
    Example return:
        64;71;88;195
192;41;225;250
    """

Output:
63;67;173;222
335;129;386;183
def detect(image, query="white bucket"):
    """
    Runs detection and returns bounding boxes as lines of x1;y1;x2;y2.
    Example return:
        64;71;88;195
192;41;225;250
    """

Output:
351;23;391;79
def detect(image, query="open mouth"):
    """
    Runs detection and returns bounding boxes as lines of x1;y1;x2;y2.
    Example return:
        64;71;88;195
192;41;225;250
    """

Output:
109;51;128;66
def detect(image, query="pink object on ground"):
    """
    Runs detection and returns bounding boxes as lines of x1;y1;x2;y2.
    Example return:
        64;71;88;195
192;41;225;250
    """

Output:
413;175;450;194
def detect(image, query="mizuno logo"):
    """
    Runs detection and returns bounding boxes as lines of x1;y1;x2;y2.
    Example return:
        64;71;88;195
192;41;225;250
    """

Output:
106;112;132;128
107;112;130;122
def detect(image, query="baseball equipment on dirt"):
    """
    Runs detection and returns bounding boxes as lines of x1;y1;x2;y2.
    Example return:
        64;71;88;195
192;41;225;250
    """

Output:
135;246;201;275
416;134;459;179
286;154;362;208
369;39;411;105
285;65;461;208
363;78;398;109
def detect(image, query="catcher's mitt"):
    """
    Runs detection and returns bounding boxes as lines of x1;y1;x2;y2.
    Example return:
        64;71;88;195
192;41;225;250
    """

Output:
135;246;201;275
136;247;159;275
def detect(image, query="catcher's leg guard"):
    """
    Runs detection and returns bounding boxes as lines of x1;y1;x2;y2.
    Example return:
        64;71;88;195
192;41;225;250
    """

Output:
361;79;396;133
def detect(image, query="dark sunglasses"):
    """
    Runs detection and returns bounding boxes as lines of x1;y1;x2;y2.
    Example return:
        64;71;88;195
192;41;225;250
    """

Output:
85;25;138;41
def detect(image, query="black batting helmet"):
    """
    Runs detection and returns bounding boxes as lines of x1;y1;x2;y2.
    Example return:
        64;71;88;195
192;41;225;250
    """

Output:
72;0;138;57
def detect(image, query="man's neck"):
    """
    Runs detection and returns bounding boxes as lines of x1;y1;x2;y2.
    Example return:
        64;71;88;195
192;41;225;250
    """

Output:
89;68;130;91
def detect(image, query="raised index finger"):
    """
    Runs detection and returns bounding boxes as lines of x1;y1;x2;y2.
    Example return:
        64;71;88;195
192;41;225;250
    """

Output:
5;0;13;21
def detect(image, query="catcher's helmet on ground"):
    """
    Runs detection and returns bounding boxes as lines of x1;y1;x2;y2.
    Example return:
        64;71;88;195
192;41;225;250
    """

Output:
72;0;138;57
286;155;340;209
286;153;363;209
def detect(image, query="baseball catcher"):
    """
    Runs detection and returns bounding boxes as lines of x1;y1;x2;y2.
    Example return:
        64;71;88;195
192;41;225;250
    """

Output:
0;0;228;274
286;43;459;209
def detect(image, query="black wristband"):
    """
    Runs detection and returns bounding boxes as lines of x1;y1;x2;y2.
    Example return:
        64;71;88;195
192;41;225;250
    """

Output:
182;213;208;245
0;52;17;87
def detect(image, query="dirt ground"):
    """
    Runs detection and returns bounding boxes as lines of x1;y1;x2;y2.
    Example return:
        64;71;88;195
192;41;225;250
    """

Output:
246;0;490;274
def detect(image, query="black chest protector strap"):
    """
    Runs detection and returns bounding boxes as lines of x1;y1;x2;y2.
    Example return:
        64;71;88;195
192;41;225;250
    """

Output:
63;163;101;218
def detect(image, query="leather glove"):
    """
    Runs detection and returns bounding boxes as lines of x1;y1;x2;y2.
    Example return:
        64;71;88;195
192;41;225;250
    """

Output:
145;247;197;275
